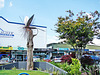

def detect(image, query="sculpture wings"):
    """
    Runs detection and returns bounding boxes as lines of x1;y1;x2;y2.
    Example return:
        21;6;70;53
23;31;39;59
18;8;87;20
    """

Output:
25;14;34;27
23;14;45;37
25;14;36;29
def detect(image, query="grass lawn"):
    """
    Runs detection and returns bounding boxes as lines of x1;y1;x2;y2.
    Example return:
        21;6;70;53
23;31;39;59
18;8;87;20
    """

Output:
0;70;49;75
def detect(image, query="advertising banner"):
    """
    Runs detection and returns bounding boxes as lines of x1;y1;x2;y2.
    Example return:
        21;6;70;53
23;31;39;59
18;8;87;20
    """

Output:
0;46;13;50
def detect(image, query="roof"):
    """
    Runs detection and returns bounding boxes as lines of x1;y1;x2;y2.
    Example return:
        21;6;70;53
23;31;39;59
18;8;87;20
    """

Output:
47;43;100;49
0;16;47;28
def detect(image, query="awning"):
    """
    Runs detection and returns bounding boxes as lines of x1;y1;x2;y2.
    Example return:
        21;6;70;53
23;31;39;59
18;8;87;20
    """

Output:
89;49;100;51
95;49;100;51
70;49;89;51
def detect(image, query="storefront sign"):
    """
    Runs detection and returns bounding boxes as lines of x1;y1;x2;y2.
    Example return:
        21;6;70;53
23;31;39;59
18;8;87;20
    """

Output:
58;48;69;51
0;28;14;38
13;47;27;50
0;46;13;50
18;47;24;50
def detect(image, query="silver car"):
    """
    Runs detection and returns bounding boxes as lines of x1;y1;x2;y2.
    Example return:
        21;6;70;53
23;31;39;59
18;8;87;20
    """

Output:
54;56;61;63
33;56;40;62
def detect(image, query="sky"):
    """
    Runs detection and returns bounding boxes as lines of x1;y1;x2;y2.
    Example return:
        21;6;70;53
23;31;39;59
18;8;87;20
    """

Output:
0;0;100;44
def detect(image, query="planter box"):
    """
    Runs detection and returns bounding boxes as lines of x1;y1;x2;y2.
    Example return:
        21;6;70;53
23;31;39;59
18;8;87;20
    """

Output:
0;62;68;75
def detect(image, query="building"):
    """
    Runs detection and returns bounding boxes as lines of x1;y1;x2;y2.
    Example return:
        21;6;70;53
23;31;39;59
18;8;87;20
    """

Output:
0;16;47;61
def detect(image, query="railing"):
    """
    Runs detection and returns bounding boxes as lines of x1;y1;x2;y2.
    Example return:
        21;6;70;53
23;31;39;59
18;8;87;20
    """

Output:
34;62;68;75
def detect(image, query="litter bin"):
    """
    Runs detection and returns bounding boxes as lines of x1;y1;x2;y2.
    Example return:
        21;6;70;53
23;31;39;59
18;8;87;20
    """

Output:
18;73;29;75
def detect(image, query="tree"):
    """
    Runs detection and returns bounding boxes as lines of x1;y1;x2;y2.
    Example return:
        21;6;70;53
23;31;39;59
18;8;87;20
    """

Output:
55;10;100;58
23;15;37;70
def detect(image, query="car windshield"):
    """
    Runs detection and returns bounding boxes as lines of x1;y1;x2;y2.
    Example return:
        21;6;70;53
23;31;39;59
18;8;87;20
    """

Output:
56;56;61;58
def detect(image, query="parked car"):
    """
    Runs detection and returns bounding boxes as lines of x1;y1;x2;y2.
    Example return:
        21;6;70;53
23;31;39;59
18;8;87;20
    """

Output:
0;58;10;64
53;56;61;63
43;55;51;62
25;56;40;62
33;56;40;62
50;56;55;61
90;55;100;61
43;58;51;62
81;54;100;64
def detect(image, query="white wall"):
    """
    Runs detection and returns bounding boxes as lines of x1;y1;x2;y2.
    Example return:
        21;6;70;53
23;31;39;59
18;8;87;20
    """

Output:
0;16;47;48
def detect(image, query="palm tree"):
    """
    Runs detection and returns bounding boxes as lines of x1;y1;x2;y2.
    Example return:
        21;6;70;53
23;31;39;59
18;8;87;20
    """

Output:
23;15;37;70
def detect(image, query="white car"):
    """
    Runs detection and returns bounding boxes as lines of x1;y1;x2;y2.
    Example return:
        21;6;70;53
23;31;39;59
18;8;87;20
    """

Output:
0;58;10;64
33;56;40;62
54;56;61;63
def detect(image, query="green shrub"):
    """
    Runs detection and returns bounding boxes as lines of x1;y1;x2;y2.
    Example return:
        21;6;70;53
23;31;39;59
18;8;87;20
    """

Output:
50;61;60;67
50;58;81;75
69;58;81;75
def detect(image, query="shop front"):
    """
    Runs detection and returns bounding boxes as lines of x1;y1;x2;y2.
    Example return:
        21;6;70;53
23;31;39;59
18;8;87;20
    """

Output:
11;47;27;61
0;46;13;59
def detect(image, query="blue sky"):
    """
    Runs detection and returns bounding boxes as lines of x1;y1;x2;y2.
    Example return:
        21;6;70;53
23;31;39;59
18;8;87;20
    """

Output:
0;0;100;44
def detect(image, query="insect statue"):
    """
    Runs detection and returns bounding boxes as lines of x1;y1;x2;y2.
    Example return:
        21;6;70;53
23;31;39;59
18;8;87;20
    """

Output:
23;14;37;70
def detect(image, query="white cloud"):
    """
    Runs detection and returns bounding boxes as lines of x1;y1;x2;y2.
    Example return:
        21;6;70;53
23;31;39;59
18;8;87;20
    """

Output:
47;35;58;44
86;13;94;19
9;1;12;7
0;0;4;9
